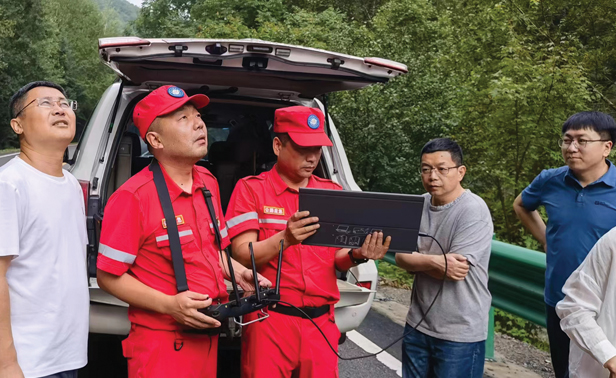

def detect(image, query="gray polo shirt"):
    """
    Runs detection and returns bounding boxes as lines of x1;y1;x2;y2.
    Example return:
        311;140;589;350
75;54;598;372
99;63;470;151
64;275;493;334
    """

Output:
406;190;493;343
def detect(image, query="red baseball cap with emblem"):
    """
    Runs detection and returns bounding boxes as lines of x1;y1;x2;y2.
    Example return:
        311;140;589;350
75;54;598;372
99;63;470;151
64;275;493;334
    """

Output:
273;106;332;147
133;85;210;139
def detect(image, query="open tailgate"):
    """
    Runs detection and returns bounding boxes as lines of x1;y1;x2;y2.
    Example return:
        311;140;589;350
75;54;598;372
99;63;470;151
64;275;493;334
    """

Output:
98;37;407;98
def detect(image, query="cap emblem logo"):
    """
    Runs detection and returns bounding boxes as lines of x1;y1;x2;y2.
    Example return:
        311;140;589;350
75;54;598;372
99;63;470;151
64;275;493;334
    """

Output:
307;114;320;130
167;86;185;98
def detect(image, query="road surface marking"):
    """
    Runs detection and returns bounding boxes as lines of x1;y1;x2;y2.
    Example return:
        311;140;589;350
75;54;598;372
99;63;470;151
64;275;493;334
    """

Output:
347;330;402;377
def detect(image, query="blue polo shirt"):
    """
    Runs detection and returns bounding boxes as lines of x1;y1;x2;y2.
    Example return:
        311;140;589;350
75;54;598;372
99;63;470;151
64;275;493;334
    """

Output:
522;160;616;307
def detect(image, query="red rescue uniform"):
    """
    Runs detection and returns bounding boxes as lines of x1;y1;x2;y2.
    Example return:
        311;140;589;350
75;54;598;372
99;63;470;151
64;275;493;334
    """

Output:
98;164;229;378
226;166;342;378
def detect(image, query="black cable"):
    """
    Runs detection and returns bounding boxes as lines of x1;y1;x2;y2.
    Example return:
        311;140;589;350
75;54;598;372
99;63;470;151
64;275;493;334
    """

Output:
268;232;448;361
347;268;359;284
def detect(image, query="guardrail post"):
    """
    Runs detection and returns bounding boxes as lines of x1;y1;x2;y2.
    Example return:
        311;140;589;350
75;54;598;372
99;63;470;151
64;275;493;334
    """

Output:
485;306;495;360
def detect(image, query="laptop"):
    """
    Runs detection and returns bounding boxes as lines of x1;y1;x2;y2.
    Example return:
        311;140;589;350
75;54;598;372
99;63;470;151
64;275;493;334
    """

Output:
299;188;425;253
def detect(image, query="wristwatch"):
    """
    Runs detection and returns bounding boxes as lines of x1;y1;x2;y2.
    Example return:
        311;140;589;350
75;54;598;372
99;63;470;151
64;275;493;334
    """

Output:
348;249;369;265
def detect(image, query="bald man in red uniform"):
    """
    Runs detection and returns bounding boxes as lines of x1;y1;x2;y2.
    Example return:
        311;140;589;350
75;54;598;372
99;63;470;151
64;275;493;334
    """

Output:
96;85;270;378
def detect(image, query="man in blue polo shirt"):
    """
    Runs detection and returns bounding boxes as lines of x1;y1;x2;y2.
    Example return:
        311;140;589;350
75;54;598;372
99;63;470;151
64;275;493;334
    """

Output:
514;111;616;378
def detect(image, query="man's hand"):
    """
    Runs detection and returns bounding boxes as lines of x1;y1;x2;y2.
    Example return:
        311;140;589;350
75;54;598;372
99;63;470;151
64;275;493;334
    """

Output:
283;211;320;246
236;269;272;293
163;291;220;329
604;355;616;377
0;361;24;378
352;232;392;261
433;254;469;281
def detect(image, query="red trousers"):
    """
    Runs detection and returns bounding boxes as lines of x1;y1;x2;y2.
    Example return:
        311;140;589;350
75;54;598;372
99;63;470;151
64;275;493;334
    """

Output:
122;324;218;378
241;308;340;378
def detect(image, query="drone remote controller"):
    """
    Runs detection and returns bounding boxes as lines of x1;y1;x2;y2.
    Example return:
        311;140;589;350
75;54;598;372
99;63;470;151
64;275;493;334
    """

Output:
200;240;284;324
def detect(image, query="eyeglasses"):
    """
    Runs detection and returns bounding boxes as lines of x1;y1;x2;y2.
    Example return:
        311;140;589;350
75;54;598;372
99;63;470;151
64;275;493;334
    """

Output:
15;97;78;118
420;166;461;176
558;138;610;149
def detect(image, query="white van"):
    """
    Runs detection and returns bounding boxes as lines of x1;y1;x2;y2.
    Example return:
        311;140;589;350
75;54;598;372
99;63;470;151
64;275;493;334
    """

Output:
70;37;407;343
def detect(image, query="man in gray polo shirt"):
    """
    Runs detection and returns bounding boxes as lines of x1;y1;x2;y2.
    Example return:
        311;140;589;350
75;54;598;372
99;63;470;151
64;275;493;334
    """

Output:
396;138;493;378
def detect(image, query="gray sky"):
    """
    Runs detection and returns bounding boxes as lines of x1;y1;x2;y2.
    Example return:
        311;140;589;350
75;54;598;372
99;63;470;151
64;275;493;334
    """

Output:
126;0;143;6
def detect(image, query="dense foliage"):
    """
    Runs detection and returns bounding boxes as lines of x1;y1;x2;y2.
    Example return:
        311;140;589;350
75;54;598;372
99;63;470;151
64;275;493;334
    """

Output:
0;0;120;147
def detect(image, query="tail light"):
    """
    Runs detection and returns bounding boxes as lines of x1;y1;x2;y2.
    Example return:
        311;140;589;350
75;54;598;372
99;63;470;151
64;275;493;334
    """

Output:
99;37;150;49
364;57;408;73
78;180;90;215
356;281;372;290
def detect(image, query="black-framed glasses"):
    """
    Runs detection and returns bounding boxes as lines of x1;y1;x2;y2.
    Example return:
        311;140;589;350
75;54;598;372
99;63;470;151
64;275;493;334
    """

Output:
419;166;461;176
558;138;610;149
14;97;78;118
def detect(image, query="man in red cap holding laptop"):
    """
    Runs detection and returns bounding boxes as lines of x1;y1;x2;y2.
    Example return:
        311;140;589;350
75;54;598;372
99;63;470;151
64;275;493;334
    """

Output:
96;85;270;377
226;106;391;378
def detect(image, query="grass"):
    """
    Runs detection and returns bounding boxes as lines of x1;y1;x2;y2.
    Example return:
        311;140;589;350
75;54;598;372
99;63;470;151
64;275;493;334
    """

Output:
378;261;414;289
494;309;549;351
0;148;19;155
378;261;549;351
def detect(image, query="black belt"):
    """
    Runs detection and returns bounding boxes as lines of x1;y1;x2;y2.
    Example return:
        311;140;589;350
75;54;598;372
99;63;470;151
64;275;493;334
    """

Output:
268;304;330;319
182;327;222;335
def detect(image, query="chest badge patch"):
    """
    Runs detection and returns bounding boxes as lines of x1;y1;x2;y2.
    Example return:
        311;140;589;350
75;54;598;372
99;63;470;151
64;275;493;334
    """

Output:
162;215;185;229
264;206;285;216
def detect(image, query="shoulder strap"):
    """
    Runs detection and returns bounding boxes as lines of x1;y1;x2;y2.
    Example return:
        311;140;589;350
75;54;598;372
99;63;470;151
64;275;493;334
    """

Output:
201;187;223;253
150;160;189;293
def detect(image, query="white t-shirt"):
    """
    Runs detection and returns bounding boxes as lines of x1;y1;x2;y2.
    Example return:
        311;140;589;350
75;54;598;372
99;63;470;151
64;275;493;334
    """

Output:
0;157;89;378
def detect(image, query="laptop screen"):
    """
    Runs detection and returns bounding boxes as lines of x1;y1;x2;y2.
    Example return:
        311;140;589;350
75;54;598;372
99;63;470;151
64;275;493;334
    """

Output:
299;188;425;253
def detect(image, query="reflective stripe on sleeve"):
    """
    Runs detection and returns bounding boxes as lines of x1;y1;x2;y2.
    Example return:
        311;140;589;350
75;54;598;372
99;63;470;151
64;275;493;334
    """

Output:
226;212;259;229
259;219;288;225
99;244;136;264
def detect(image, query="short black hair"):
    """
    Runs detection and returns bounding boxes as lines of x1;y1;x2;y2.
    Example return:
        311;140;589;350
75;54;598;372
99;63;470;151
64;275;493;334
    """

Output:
562;111;616;144
9;81;67;118
275;132;291;146
421;138;463;166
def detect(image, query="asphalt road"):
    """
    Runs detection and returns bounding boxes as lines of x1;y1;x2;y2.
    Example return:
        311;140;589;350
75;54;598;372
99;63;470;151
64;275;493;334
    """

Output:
0;151;20;166
340;309;404;378
0;144;76;167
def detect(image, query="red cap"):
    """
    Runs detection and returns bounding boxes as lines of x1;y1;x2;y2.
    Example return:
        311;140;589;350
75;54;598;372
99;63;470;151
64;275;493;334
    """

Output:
133;85;210;139
273;106;332;147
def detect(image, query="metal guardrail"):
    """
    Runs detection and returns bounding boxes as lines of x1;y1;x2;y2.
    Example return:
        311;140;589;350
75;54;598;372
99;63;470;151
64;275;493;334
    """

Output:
488;240;546;327
381;239;547;359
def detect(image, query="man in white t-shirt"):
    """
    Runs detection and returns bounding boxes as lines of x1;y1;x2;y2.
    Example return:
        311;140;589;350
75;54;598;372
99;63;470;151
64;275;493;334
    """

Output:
0;81;89;378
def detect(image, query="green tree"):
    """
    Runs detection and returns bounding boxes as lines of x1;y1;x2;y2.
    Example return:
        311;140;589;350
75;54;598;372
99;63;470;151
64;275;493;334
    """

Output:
332;0;457;194
49;0;116;128
276;0;387;23
0;4;15;70
440;0;593;244
134;0;196;37
0;0;62;148
0;0;117;148
93;0;140;28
